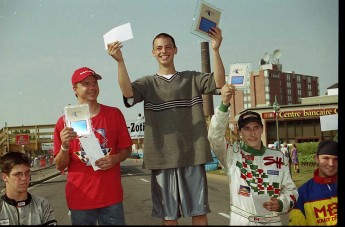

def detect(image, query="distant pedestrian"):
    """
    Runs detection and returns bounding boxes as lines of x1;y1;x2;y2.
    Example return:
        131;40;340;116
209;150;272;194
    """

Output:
0;152;57;225
291;144;299;173
281;141;292;175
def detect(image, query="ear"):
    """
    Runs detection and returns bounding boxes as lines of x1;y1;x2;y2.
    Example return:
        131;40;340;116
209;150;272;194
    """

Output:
72;85;78;96
174;47;178;55
1;173;8;182
152;49;157;57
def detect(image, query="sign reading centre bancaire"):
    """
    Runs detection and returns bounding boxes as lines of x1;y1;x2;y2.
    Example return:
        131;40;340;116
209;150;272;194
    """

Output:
262;108;338;119
127;118;145;139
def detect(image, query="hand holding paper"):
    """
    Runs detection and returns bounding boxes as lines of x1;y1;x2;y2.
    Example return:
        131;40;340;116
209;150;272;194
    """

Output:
79;134;105;171
103;22;133;50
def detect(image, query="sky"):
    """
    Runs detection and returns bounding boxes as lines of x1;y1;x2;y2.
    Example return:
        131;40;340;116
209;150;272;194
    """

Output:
0;0;338;127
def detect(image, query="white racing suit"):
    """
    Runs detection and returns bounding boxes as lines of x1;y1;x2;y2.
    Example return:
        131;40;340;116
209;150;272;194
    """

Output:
208;107;298;225
0;193;57;225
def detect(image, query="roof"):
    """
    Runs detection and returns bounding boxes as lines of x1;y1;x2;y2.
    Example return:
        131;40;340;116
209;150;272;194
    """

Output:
327;83;338;89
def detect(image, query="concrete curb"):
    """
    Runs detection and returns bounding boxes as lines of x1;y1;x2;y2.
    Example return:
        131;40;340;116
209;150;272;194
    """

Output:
29;171;62;187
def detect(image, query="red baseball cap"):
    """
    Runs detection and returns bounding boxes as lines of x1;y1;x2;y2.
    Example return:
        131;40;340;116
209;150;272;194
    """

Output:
71;67;102;85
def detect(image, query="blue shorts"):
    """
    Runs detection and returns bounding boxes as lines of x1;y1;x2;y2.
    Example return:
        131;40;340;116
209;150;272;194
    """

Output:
151;164;211;220
70;202;125;225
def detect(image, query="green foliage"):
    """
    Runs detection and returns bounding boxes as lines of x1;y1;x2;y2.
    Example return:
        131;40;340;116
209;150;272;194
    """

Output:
295;142;319;166
296;142;318;155
299;154;316;166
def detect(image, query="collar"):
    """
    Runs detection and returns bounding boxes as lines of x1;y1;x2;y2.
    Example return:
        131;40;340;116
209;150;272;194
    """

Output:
1;193;32;207
241;141;266;156
313;169;337;184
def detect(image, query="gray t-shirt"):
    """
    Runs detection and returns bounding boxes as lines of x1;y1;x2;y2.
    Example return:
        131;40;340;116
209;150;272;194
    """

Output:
124;71;217;169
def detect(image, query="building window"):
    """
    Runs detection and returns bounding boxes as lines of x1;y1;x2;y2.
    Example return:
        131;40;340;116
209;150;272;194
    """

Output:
297;75;301;82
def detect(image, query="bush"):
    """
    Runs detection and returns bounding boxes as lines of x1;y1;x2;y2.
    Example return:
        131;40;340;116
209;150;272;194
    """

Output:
296;142;318;166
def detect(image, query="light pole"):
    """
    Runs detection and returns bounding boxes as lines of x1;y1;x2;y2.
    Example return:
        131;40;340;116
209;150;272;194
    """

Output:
273;95;280;150
136;113;144;148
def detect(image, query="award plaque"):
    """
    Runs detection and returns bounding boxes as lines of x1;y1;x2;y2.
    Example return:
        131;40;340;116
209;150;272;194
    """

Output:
64;104;92;136
229;63;252;89
191;0;223;40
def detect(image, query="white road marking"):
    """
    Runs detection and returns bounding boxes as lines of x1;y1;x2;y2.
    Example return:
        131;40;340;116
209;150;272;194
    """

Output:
219;212;230;219
140;178;149;183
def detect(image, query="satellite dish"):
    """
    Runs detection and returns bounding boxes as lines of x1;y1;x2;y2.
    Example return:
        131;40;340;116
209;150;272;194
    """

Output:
263;52;270;62
273;49;282;59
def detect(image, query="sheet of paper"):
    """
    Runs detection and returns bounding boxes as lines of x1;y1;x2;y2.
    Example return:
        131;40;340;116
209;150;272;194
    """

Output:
103;22;133;50
320;114;338;131
252;194;271;216
79;134;105;171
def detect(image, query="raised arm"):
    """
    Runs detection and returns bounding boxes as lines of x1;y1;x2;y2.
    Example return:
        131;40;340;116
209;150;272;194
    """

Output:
209;27;225;88
107;41;133;98
208;84;235;170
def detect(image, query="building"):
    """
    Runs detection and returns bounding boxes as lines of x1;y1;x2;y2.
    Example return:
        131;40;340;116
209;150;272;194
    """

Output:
228;80;338;146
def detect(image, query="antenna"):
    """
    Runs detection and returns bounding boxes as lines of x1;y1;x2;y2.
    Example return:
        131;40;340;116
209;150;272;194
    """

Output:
273;49;282;63
263;52;270;62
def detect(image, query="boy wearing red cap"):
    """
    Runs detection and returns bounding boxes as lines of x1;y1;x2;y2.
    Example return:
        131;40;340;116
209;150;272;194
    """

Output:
289;140;338;225
53;67;132;225
208;84;298;225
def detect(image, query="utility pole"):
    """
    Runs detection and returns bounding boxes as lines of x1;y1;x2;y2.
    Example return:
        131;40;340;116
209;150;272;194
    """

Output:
201;42;214;118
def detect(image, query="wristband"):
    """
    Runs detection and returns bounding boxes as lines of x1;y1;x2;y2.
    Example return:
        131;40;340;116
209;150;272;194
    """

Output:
61;145;70;151
219;101;230;112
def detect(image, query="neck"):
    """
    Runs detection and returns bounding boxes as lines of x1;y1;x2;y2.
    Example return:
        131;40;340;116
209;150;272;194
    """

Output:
5;190;28;202
78;100;100;117
89;103;100;117
158;65;176;75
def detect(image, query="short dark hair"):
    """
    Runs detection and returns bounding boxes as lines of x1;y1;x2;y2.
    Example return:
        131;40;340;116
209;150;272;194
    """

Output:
0;152;31;175
152;33;176;48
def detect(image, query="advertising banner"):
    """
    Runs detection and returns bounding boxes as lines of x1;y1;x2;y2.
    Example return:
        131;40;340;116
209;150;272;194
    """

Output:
127;117;145;139
16;134;29;145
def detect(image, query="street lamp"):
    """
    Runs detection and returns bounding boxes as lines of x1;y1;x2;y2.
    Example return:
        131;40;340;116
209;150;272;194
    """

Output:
273;95;280;150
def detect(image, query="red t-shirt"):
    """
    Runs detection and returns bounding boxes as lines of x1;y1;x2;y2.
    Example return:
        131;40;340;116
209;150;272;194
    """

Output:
53;104;132;210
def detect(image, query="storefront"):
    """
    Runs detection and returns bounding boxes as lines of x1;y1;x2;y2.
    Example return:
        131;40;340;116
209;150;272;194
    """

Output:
239;96;338;146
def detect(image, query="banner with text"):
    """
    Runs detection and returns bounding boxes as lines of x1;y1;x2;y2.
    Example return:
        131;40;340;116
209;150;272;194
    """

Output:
127;118;145;139
16;134;29;145
42;143;54;151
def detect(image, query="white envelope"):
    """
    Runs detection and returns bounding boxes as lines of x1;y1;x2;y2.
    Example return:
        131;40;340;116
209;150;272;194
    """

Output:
103;22;133;50
79;134;105;171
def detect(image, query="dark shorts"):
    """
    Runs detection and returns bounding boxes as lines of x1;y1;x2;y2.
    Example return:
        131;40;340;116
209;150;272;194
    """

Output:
151;165;211;220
